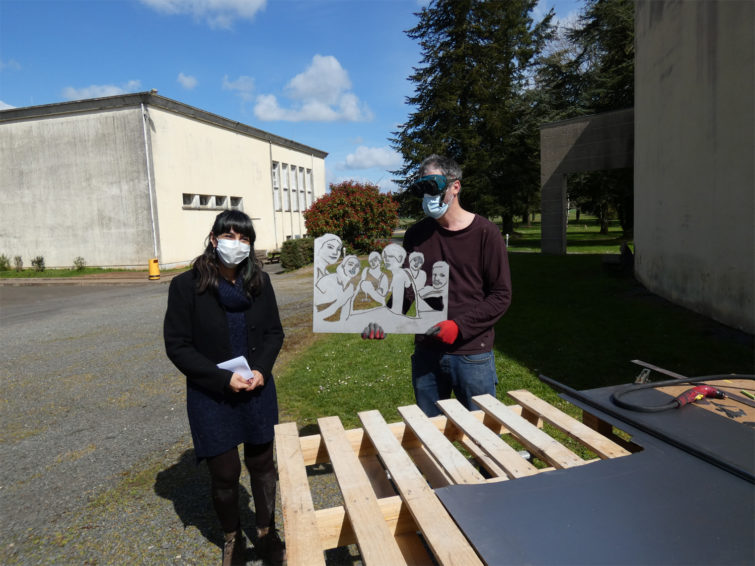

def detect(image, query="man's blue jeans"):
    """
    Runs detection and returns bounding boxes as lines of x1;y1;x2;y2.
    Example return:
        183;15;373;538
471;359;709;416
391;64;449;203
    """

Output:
411;344;498;417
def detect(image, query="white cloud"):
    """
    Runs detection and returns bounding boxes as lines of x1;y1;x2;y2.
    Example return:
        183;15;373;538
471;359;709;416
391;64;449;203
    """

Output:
0;58;21;71
61;80;142;100
177;72;198;90
222;74;255;101
139;0;266;29
0;100;16;110
345;146;402;170
254;55;372;122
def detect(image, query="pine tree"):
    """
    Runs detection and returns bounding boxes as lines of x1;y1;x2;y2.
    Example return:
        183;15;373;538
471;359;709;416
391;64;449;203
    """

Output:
392;0;553;227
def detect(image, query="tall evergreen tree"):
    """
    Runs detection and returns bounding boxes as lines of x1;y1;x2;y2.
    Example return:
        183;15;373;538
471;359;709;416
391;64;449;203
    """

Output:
391;0;553;228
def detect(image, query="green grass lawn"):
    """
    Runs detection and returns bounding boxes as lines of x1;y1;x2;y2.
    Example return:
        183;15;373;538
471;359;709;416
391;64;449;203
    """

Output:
507;213;631;254
277;248;753;433
0;267;131;278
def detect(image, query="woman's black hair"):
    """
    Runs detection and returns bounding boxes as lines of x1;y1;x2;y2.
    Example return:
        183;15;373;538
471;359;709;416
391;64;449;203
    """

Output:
193;209;264;297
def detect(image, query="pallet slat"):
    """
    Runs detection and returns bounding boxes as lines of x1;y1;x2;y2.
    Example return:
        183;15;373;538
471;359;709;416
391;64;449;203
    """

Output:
437;398;540;479
317;416;407;565
398;404;485;485
359;410;484;566
274;422;326;566
506;390;631;459
472;394;586;469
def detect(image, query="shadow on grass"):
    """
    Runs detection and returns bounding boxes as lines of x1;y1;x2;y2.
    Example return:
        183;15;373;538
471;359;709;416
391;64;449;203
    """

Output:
495;254;754;392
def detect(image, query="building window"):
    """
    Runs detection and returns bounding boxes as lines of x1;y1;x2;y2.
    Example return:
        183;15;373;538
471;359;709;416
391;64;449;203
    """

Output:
183;193;199;208
182;193;240;211
272;162;281;211
298;167;306;210
282;164;290;212
305;169;313;207
291;165;299;212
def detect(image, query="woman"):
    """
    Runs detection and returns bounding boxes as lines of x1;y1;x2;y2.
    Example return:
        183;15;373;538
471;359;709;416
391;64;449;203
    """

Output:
164;210;285;566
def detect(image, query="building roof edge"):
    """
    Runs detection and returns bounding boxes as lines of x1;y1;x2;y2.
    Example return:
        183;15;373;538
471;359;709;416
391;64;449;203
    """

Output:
0;91;329;158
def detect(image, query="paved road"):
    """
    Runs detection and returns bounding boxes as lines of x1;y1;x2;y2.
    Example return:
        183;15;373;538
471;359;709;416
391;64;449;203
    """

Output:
0;269;315;562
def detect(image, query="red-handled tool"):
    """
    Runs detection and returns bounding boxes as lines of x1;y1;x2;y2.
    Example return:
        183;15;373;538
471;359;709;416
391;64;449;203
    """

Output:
674;385;725;408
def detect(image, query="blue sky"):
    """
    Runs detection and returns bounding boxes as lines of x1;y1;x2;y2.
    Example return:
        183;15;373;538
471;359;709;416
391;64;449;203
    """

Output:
0;0;582;191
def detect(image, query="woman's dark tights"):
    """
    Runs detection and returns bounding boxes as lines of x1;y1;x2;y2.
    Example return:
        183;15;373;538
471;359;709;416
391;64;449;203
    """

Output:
206;441;276;534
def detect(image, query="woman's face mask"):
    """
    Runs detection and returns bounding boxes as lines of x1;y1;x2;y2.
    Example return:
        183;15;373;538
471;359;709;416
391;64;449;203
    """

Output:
216;238;250;267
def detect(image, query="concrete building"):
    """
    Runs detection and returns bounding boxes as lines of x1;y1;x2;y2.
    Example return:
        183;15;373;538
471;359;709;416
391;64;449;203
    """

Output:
540;0;753;333
634;0;753;334
0;92;328;269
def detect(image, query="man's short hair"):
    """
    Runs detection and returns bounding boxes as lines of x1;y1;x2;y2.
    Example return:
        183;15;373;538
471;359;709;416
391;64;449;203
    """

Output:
419;154;463;181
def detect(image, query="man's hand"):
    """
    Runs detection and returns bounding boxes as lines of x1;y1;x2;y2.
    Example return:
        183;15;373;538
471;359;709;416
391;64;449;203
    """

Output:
425;320;459;344
361;322;385;340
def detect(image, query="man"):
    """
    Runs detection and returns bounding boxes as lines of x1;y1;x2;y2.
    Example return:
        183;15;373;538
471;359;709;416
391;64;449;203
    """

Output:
364;154;512;416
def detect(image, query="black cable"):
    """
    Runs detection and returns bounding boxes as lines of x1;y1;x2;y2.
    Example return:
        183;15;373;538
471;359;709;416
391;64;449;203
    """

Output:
610;374;755;413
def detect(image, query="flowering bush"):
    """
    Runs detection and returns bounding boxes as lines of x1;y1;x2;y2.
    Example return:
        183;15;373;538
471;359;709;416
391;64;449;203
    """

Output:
304;181;399;253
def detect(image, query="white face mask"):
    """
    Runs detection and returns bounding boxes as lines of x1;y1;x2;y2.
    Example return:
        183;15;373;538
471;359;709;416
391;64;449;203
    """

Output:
422;193;453;219
215;238;250;267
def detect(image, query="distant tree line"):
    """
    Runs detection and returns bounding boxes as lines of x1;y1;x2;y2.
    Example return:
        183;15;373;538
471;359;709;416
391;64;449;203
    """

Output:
391;0;635;235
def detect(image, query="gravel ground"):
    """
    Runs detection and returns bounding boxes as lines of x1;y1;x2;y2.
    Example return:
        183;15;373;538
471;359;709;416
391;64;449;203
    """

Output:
0;267;358;565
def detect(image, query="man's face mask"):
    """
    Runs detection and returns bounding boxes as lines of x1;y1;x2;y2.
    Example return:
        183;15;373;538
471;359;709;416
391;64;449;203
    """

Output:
409;175;454;219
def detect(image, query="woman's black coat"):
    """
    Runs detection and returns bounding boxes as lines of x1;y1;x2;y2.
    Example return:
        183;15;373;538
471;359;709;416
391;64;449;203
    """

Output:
163;269;284;396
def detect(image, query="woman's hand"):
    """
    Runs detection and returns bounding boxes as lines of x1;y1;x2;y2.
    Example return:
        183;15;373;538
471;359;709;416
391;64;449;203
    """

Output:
229;371;265;392
229;372;252;392
247;370;265;390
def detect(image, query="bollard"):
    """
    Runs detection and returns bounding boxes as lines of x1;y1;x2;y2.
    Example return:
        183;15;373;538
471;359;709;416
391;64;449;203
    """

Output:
148;258;160;280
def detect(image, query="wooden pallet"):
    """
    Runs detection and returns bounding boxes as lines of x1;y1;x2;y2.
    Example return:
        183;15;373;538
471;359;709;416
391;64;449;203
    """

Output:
274;390;633;566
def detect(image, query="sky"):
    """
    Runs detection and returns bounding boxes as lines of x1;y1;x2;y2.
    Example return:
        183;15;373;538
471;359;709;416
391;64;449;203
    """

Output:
0;0;583;192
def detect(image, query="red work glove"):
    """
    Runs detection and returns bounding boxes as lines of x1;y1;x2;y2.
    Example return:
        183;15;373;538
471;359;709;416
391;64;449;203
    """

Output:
361;322;385;340
425;320;459;344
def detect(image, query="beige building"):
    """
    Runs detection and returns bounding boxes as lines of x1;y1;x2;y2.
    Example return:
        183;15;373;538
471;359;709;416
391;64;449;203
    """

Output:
0;92;328;269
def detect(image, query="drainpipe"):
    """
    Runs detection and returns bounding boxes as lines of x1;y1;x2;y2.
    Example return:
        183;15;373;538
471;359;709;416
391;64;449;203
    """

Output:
269;141;279;249
141;102;159;259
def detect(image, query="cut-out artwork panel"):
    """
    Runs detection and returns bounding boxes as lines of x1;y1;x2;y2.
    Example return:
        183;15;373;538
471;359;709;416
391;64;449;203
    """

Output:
312;233;449;333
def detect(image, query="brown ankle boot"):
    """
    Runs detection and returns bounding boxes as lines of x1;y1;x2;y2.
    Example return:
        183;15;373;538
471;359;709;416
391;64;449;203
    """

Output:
222;529;246;566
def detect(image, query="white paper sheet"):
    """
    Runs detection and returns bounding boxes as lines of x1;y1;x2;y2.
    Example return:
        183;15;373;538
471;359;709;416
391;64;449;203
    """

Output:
217;356;254;381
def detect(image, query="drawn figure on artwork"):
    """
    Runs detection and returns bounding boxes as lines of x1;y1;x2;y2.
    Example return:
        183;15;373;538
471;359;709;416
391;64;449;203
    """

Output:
417;261;449;313
406;251;427;290
381;243;412;315
314;234;343;279
315;254;361;321
352;251;385;310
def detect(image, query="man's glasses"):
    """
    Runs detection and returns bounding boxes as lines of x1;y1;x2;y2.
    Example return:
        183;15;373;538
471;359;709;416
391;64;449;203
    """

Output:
408;175;454;197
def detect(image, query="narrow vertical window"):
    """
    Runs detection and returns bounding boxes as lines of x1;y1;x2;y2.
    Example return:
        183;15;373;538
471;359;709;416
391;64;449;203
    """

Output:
291;165;299;212
298;167;306;210
282;164;290;212
272;162;281;211
305;169;313;207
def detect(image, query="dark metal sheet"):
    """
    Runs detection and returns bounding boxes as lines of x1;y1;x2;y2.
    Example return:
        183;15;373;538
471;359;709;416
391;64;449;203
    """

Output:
437;444;755;565
437;381;755;565
576;385;755;480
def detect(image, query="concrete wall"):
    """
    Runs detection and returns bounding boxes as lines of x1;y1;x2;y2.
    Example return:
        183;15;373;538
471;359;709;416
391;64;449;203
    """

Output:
0;107;156;267
150;107;276;265
635;0;754;333
540;109;634;254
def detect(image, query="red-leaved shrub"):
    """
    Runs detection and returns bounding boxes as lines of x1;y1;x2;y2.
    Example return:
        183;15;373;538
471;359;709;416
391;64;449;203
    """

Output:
304;181;399;253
